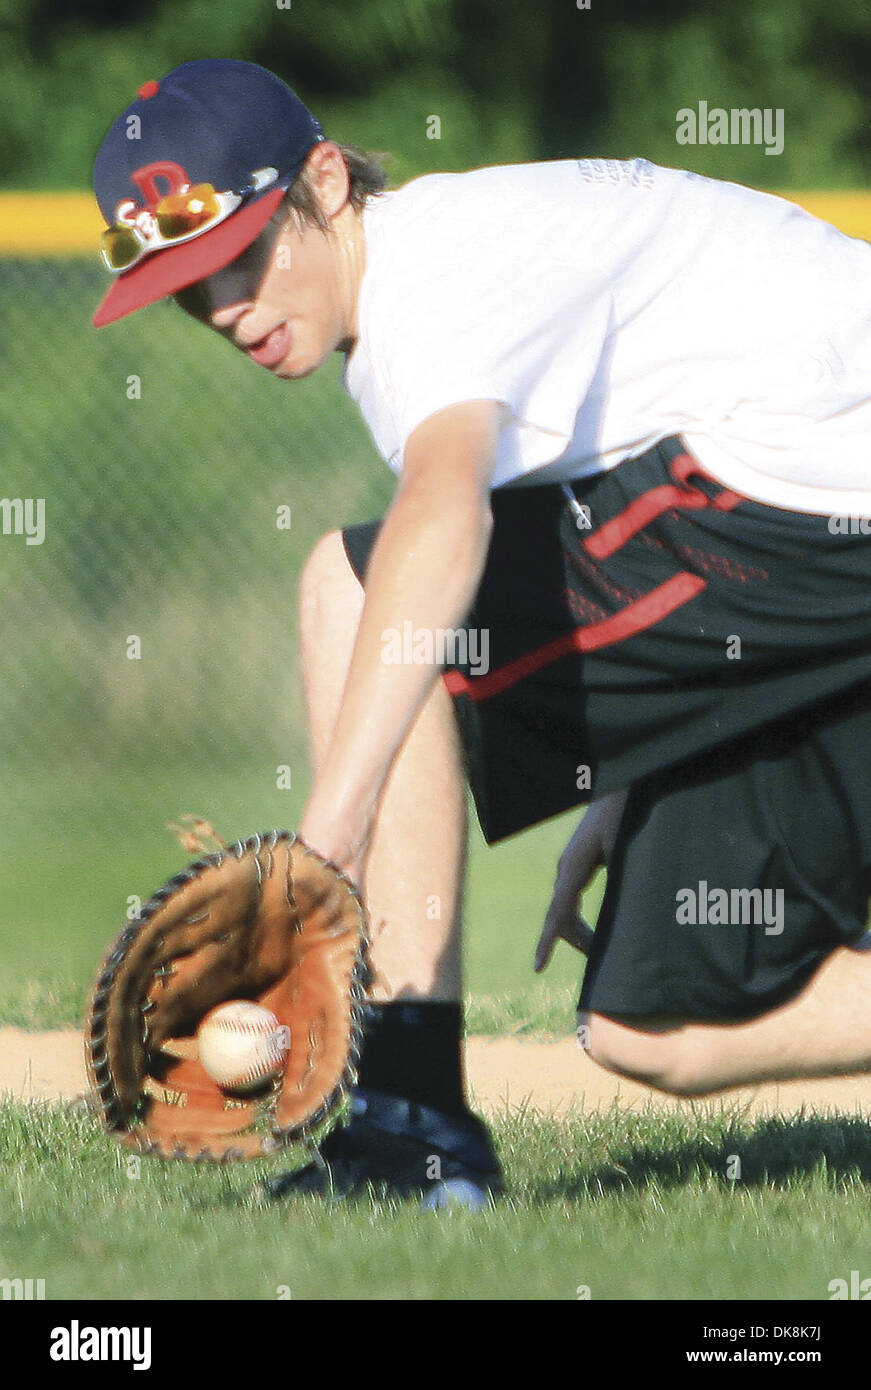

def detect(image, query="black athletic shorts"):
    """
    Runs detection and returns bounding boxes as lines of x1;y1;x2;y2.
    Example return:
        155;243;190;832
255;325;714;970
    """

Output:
578;683;871;1020
342;436;871;1019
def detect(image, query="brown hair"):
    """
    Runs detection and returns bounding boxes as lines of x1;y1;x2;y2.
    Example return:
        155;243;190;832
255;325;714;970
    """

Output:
282;143;389;230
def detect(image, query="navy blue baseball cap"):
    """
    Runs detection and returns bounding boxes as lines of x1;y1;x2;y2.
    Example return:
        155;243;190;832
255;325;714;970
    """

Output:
92;59;324;327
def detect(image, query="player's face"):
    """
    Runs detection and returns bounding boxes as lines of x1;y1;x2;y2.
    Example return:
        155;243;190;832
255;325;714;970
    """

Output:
173;205;353;379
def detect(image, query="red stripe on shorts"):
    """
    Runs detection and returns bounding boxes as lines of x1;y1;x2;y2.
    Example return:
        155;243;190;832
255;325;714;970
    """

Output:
671;451;743;511
584;453;741;558
442;572;706;703
443;452;748;705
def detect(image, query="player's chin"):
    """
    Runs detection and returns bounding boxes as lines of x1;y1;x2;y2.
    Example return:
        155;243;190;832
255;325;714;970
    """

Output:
273;360;319;381
272;349;325;381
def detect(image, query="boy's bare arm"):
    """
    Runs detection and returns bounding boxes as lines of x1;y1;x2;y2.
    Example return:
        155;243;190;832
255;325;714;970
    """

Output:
299;399;501;880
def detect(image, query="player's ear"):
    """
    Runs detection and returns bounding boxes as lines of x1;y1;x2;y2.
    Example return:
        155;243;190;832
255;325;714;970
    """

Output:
302;141;352;221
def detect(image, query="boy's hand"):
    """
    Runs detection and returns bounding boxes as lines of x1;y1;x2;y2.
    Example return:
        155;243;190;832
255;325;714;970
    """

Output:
534;789;628;972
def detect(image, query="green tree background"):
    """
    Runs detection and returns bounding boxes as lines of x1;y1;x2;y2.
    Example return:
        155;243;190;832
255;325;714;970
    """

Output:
2;0;870;190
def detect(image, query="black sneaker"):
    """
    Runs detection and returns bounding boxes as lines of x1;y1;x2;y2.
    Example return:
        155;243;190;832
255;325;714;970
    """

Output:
261;1088;502;1209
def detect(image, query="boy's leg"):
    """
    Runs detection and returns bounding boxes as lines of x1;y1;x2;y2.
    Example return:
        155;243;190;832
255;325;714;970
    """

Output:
578;684;871;1097
584;944;871;1096
266;529;500;1204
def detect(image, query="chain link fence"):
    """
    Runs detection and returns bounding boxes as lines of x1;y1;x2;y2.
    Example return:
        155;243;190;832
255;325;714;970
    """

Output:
0;255;392;842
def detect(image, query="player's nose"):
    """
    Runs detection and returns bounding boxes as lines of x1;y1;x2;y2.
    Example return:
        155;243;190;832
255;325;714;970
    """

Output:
210;303;255;332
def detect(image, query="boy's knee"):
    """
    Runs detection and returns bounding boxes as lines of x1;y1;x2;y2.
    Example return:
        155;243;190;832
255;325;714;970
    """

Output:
300;529;360;604
581;1011;705;1096
299;530;364;646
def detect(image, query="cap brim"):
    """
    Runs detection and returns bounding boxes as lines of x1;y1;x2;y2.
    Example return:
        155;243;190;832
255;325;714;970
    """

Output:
92;185;287;327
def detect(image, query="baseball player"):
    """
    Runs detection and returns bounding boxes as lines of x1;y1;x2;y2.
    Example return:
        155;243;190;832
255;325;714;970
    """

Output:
92;60;871;1208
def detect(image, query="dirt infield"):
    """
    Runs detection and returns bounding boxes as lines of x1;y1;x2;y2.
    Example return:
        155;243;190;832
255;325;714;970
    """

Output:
4;1026;871;1118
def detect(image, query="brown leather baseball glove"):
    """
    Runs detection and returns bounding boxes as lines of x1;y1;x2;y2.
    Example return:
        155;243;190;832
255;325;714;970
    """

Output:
85;826;371;1161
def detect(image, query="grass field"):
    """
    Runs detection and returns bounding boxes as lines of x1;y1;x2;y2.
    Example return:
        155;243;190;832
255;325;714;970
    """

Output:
3;775;871;1304
6;767;871;1303
2;1099;870;1301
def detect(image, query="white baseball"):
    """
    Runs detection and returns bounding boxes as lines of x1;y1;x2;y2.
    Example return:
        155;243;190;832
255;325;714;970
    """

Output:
197;1001;289;1096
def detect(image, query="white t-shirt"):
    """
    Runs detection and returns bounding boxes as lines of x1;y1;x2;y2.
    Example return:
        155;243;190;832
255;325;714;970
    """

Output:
343;158;871;515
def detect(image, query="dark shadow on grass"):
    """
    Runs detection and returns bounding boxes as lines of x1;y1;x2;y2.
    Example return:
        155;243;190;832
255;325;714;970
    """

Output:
532;1114;871;1203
